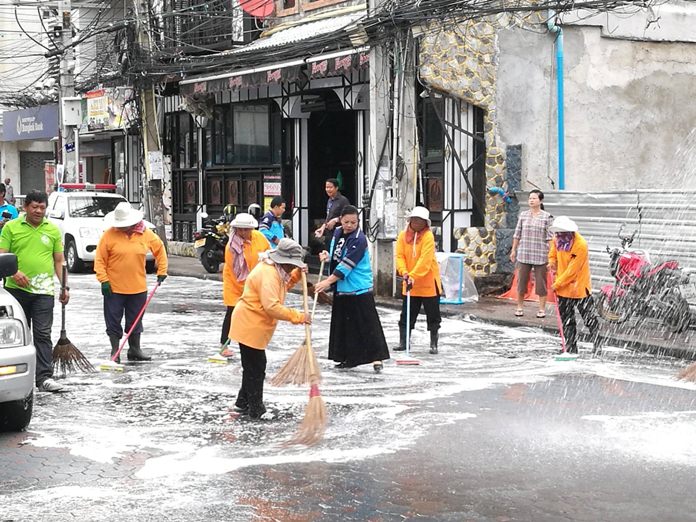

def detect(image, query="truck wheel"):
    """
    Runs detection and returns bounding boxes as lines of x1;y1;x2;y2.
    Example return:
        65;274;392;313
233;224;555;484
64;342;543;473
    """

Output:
65;240;85;273
0;391;33;432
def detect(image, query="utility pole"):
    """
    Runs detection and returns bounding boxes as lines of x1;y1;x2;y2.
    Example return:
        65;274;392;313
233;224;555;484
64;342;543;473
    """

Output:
57;0;78;183
134;0;168;247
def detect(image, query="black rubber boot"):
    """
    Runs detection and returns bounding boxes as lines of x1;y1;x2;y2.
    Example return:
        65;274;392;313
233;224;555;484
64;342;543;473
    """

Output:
127;333;151;361
108;335;121;364
394;327;407;351
247;376;266;420
429;330;439;355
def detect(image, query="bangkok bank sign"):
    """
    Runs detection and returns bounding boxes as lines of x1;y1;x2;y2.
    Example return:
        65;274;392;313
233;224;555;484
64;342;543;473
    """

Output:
1;104;59;142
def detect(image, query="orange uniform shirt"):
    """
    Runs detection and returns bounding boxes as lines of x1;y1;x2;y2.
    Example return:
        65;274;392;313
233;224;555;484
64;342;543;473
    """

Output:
95;227;168;294
395;228;442;297
548;232;592;299
222;230;271;307
229;261;303;350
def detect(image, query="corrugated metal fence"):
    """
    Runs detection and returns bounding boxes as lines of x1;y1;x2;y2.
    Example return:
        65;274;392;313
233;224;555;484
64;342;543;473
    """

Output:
524;190;696;289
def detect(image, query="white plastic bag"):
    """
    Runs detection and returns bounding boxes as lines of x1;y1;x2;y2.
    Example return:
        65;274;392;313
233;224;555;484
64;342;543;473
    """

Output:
436;252;478;304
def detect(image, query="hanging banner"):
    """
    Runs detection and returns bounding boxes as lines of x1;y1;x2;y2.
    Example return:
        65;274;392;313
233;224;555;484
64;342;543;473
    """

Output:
182;66;303;95
309;52;369;79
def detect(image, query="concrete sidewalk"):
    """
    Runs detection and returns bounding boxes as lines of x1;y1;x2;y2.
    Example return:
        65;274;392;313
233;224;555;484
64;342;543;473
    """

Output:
167;255;696;357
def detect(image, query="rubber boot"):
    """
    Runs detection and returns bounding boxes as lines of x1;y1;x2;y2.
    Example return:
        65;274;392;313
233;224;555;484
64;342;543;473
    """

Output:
127;333;151;361
108;335;121;364
394;327;407;351
429;330;439;355
247;376;266;419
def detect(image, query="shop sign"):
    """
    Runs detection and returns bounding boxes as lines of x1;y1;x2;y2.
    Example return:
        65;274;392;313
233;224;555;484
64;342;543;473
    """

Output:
83;87;136;131
309;52;370;79
1;104;59;141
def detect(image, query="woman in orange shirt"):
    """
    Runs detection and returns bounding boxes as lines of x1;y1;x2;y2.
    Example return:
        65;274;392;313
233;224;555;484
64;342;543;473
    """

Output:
95;202;168;363
229;238;310;419
220;213;271;353
395;206;443;354
548;216;601;354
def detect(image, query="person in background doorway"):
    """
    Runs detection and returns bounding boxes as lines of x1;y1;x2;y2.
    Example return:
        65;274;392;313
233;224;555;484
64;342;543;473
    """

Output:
229;238;310;419
259;197;286;248
95;202;168;363
0;183;19;230
314;178;350;251
548;216;602;354
0;190;69;392
4;178;15;206
221;212;271;355
394;206;442;354
314;205;390;373
510;189;553;318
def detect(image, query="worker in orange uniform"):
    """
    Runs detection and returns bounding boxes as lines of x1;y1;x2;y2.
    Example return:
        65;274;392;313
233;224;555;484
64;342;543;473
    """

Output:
548;216;602;354
395;206;443;354
95;202;168;363
229;238;310;419
220;212;271;356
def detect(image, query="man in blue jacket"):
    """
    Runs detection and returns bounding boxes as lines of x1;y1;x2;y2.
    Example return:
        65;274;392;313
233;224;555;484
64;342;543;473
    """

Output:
259;196;286;248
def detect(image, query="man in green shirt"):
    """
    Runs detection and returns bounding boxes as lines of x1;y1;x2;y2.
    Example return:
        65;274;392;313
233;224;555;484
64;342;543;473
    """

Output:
0;190;69;392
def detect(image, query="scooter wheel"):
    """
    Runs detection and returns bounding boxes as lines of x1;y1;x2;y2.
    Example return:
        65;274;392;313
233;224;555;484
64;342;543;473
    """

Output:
663;293;690;333
596;293;627;323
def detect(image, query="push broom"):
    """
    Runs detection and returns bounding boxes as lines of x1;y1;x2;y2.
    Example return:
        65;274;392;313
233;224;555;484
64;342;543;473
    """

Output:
271;262;324;387
208;338;233;364
53;265;95;374
396;283;420;366
99;281;161;372
677;362;696;382
285;271;327;446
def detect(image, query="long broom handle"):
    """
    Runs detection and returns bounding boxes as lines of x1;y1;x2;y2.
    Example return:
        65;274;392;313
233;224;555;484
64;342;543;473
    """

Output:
310;260;325;321
550;271;567;352
405;288;411;357
301;272;318;376
60;264;67;334
112;282;161;362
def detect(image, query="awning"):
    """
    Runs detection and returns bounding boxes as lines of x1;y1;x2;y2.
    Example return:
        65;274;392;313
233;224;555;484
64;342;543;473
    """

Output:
179;11;369;97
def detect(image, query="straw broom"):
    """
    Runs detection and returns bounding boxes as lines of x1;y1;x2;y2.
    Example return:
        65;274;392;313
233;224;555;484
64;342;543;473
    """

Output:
285;272;327;446
271;262;324;387
677;362;696;382
53;265;95;374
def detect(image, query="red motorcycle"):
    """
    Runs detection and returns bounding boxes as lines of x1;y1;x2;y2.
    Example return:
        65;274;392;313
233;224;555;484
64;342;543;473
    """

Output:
596;225;693;333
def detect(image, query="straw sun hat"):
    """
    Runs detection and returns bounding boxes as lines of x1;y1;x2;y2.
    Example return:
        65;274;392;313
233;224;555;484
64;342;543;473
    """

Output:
104;202;143;228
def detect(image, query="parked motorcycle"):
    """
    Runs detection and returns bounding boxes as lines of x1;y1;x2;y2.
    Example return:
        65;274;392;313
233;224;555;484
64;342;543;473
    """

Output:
193;215;229;273
596;225;693;333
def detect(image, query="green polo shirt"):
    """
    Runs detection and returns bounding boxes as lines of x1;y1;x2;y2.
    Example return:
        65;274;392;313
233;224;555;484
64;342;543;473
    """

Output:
0;215;63;295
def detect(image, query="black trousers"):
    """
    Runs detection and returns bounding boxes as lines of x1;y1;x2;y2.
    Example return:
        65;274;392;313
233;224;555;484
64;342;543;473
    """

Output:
237;343;267;416
557;295;599;353
221;306;234;345
398;295;442;332
7;289;54;386
103;291;147;338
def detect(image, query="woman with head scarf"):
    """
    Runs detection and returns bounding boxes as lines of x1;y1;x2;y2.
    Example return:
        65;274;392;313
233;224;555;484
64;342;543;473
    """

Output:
394;206;443;354
220;213;271;354
314;205;390;373
229;238;310;419
548;216;601;354
95;202;168;362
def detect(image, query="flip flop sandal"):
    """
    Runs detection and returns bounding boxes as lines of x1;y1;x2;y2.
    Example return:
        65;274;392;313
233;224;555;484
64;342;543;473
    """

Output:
514;309;524;317
536;311;546;318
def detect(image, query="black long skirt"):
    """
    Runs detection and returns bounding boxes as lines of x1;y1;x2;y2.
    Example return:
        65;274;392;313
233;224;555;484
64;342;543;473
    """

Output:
328;292;390;367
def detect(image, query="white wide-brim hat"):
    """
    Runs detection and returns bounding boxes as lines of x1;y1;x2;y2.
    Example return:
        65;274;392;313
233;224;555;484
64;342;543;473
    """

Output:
268;238;306;268
549;216;579;233
104;202;143;228
230;212;258;229
408;206;431;227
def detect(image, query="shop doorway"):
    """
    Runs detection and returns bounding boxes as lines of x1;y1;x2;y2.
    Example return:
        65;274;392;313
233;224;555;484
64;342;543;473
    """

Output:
307;108;357;250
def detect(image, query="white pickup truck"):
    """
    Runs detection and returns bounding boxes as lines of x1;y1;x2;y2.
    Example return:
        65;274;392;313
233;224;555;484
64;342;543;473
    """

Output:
47;191;156;273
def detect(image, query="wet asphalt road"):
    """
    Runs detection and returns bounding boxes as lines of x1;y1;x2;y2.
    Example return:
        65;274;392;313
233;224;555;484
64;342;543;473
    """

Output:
1;274;696;521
